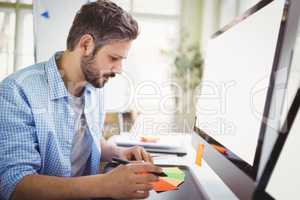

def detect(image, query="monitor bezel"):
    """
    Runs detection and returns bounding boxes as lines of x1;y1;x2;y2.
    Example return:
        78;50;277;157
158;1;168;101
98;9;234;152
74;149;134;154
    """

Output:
253;88;300;199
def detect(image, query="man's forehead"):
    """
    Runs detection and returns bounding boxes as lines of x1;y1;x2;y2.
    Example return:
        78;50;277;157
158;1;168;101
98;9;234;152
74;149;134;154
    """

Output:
105;40;131;49
101;41;131;56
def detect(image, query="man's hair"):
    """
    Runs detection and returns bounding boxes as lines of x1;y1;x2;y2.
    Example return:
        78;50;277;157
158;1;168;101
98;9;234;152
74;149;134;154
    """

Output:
67;0;139;54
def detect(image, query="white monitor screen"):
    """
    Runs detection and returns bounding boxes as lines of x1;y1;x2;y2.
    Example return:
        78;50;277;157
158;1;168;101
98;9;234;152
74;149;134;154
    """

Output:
265;104;300;199
196;0;285;165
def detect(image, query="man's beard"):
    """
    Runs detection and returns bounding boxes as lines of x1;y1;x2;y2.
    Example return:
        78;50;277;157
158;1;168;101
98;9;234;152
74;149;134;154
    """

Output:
80;54;115;88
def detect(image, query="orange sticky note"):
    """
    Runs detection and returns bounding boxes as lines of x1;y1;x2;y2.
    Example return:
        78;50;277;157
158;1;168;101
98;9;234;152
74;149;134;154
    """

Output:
195;144;204;166
140;135;160;143
152;178;177;192
211;144;226;154
161;177;183;187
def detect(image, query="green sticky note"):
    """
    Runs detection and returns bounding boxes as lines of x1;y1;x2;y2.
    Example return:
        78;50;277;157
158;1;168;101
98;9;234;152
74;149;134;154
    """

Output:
163;167;185;181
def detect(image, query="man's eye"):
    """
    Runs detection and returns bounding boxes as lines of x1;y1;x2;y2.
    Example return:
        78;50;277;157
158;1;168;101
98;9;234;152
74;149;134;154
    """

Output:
111;57;118;61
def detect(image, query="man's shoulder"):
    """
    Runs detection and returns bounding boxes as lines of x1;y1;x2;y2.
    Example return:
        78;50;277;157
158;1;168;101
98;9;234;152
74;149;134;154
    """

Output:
0;62;47;90
0;62;51;105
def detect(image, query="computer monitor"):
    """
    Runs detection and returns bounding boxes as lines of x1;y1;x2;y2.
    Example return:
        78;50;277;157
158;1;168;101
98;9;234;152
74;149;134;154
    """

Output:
253;88;300;199
192;0;300;199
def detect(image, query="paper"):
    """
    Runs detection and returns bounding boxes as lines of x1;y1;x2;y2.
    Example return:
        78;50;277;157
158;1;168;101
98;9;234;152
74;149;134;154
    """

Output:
195;144;204;166
163;167;185;180
115;134;182;149
152;167;185;193
161;177;184;186
140;135;160;143
152;178;177;192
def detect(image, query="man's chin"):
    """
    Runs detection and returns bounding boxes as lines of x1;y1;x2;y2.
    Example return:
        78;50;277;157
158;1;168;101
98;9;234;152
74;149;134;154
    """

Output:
89;80;107;88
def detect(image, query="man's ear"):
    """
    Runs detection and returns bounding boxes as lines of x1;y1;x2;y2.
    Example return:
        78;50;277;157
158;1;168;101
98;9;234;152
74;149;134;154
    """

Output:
78;34;95;56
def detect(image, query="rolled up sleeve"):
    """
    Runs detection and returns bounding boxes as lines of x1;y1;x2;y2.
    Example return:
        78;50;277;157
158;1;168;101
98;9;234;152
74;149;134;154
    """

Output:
0;81;41;200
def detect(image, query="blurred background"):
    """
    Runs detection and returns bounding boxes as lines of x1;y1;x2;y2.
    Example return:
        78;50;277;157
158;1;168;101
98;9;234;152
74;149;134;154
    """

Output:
1;0;298;137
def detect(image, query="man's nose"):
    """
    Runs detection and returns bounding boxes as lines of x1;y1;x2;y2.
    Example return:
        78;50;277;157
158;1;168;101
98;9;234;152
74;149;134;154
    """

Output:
111;63;122;74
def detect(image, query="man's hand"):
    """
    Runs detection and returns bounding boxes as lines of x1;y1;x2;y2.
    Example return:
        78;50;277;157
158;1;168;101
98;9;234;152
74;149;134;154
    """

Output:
101;137;153;163
118;146;153;163
102;162;162;199
11;163;162;200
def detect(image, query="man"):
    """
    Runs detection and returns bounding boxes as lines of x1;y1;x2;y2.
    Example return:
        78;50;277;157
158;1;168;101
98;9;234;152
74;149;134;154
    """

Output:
0;1;162;200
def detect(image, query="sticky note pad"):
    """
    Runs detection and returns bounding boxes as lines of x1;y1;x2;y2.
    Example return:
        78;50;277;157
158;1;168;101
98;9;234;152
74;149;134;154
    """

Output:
152;178;177;192
163;167;185;181
140;135;160;143
161;177;183;187
195;144;204;166
153;167;185;193
211;144;226;154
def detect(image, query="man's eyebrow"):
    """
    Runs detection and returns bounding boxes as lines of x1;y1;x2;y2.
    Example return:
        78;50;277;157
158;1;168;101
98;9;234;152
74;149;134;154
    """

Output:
110;54;126;59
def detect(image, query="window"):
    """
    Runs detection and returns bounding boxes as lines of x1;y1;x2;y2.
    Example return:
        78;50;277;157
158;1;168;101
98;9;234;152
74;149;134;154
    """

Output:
0;9;15;79
238;0;261;15
202;0;265;49
220;0;264;28
132;0;180;16
0;0;34;80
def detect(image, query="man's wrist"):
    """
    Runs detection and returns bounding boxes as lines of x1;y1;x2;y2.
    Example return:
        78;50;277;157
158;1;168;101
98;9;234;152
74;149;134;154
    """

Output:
100;139;124;162
112;145;124;159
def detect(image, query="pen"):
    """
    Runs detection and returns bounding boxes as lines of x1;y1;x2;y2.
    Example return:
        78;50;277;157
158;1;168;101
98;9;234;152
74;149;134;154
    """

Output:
112;157;167;177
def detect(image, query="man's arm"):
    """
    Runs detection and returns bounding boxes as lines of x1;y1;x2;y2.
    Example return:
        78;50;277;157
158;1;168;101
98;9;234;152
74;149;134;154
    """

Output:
0;80;44;200
11;174;109;200
12;163;162;200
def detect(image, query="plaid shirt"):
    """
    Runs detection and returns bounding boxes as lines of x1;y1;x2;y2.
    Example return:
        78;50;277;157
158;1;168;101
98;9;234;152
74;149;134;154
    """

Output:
0;53;105;200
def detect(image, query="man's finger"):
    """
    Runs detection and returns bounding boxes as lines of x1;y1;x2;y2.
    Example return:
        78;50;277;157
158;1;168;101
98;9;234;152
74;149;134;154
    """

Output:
128;163;162;174
134;183;153;191
141;149;152;163
133;173;159;184
133;148;143;161
130;190;150;199
147;152;153;163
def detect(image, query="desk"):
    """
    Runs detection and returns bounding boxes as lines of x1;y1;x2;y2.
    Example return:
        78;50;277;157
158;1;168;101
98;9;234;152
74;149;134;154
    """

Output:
109;133;239;200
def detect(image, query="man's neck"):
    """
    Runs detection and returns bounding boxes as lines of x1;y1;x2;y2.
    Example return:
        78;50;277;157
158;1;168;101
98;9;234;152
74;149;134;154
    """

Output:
57;51;87;97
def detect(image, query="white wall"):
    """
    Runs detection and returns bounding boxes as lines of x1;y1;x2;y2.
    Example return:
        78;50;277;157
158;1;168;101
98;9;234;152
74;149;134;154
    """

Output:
201;0;220;51
34;0;86;62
